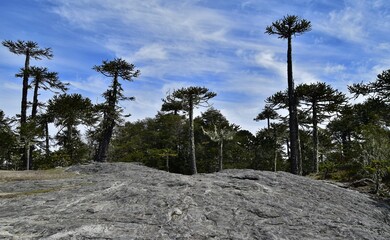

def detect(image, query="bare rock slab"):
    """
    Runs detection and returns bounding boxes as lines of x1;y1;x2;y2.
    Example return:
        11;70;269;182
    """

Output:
1;162;389;239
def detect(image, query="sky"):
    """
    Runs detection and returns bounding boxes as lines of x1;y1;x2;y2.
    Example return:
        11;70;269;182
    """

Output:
1;0;390;134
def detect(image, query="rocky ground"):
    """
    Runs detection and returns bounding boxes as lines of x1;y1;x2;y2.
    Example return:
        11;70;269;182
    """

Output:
1;162;390;239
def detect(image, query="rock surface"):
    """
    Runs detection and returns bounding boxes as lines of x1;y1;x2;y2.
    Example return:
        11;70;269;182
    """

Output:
1;162;390;239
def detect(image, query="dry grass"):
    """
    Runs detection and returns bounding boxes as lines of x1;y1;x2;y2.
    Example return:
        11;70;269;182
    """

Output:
0;168;81;199
0;188;62;198
0;168;77;182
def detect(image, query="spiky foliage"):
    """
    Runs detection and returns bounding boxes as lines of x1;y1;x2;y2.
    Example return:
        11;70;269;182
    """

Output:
93;58;140;162
254;105;280;129
296;82;347;173
265;15;311;39
2;40;53;169
47;94;96;164
202;124;235;172
162;86;216;174
349;69;390;103
27;67;68;168
2;40;53;124
265;15;311;175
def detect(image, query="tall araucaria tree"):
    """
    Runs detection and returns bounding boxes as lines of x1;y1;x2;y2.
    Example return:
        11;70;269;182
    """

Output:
265;15;311;175
296;82;347;173
93;58;140;162
2;40;53;169
2;40;53;126
162;86;216;175
25;66;68;169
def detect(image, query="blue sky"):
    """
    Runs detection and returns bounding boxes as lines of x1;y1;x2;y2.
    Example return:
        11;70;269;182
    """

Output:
1;0;390;133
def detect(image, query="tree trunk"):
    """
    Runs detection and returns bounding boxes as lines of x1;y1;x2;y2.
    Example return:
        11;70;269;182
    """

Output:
287;36;300;175
67;123;74;161
341;132;349;162
31;81;39;119
28;80;40;169
273;128;277;172
274;148;278;172
267;117;270;130
218;140;223;172
21;51;30;126
25;142;30;170
28;146;34;170
45;120;50;156
188;98;197;174
20;50;30;170
95;75;119;163
166;155;170;172
95;122;114;162
286;138;290;161
312;101;319;173
298;134;303;175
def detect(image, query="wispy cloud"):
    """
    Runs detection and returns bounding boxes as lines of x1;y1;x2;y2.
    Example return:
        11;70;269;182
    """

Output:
323;7;366;43
1;0;390;133
133;44;168;61
324;64;346;74
67;75;108;97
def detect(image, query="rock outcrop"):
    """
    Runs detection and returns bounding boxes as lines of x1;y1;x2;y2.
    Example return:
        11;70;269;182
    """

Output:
1;162;390;239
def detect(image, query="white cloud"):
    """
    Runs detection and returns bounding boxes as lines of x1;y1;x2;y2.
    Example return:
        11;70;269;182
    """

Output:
214;100;267;134
133;44;168;61
327;7;365;42
121;86;163;122
324;64;346;74
67;75;108;96
3;0;390;134
315;0;390;46
255;51;285;77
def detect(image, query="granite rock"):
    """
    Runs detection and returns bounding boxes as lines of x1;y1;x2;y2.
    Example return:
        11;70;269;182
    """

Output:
1;162;389;239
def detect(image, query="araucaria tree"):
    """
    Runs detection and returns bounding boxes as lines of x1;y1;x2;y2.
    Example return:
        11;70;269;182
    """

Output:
266;15;311;175
2;40;53;169
28;67;68;120
162;87;216;174
296;82;347;173
254;105;279;130
200;108;237;172
21;66;68;169
93;58;140;162
349;69;390;104
47;94;95;164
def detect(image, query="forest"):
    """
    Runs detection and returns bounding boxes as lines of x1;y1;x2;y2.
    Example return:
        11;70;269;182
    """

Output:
1;15;390;196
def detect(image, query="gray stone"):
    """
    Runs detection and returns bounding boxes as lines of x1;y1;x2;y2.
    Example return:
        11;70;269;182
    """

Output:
1;162;389;239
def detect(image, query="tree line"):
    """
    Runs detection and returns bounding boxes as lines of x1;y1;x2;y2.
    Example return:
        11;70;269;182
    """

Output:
0;40;140;170
1;15;390;194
